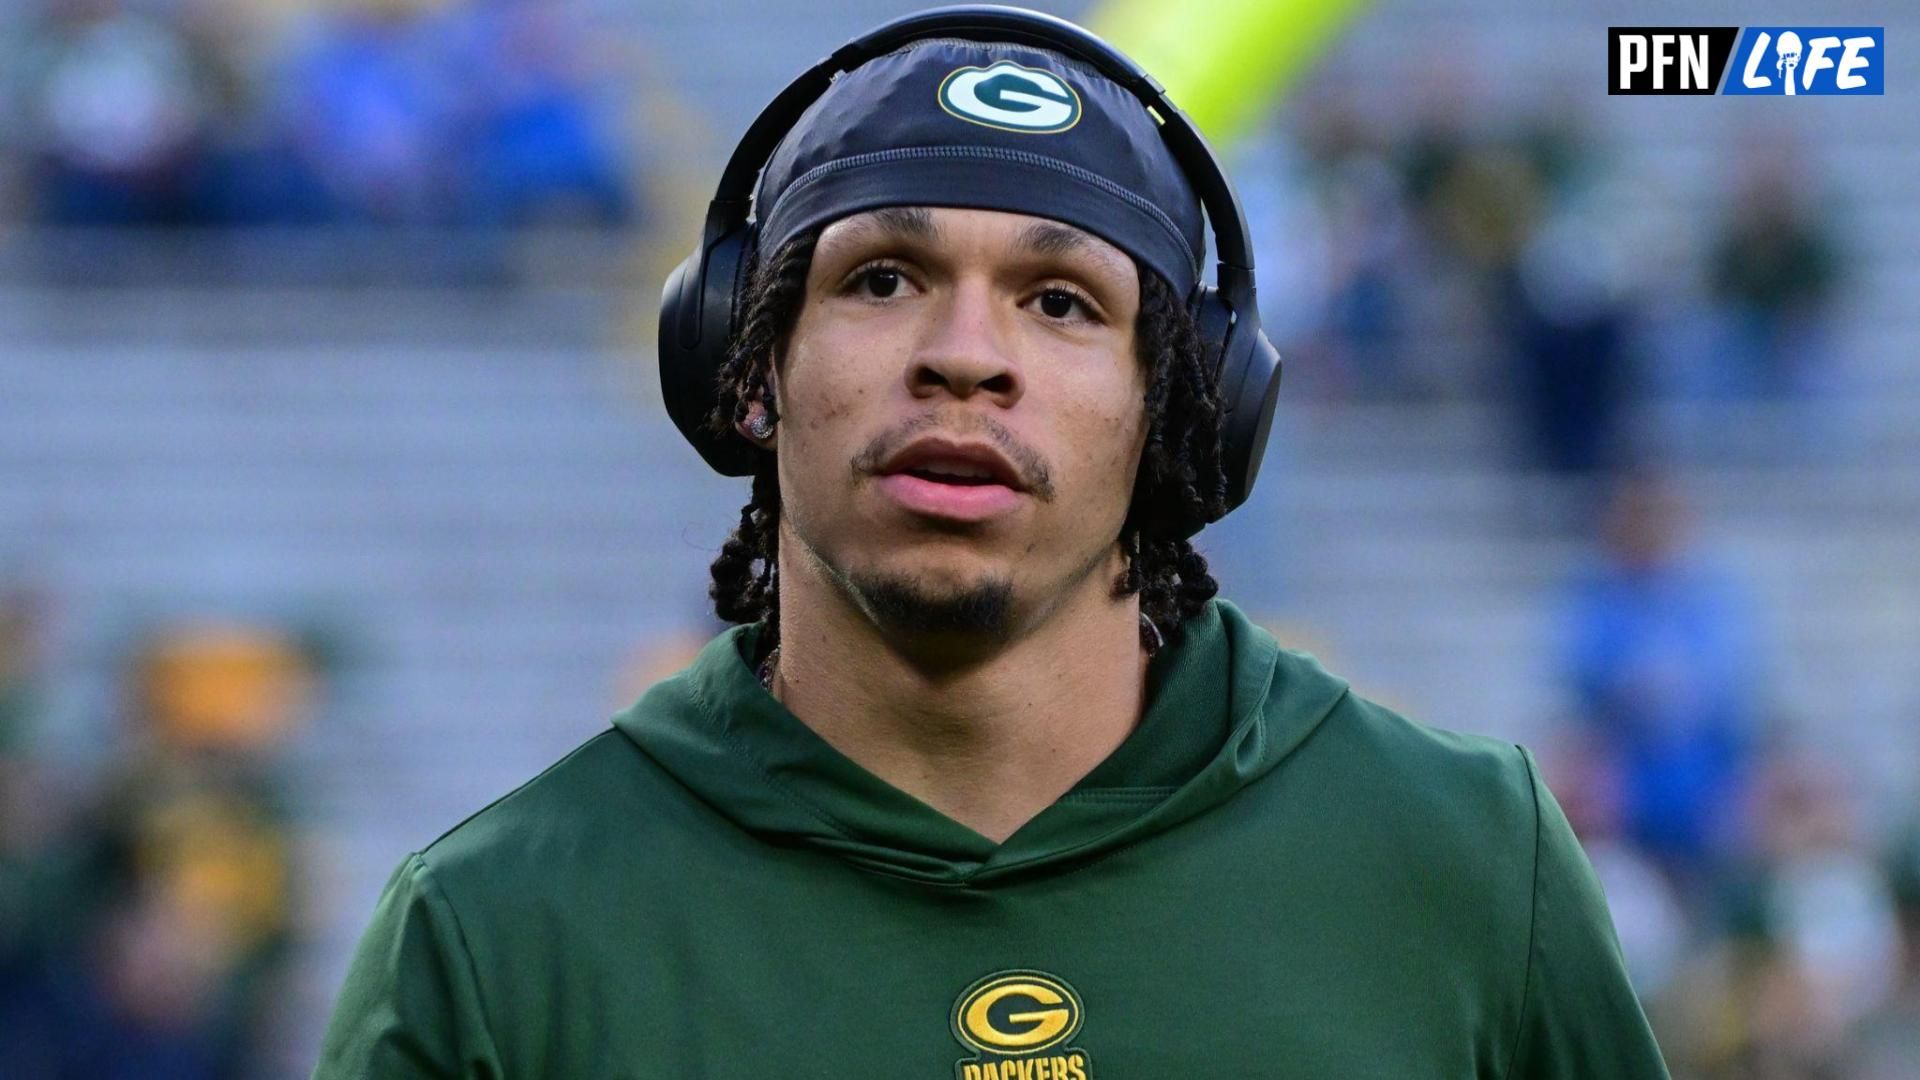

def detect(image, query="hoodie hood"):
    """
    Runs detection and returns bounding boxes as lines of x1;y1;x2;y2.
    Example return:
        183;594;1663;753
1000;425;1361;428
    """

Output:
613;599;1348;887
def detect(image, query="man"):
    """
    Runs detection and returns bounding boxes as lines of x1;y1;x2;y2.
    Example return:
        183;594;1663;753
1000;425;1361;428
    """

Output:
316;10;1669;1078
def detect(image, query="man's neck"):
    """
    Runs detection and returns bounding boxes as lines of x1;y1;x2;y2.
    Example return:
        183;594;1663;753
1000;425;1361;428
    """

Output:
768;551;1150;844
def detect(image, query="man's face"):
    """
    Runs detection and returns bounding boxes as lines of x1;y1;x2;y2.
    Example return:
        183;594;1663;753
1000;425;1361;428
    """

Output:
770;206;1147;643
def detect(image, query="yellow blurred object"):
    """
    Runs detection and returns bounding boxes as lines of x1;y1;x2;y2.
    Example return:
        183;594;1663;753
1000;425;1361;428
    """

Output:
140;789;291;963
139;625;313;753
1087;0;1373;148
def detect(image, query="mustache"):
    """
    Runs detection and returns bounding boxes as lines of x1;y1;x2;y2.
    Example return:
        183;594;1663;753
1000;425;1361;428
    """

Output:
851;412;1056;501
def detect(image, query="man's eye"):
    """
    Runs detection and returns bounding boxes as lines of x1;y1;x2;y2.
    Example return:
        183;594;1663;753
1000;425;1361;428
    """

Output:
860;267;902;298
1037;289;1082;320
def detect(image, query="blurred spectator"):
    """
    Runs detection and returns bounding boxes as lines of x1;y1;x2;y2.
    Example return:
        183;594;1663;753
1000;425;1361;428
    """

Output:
1373;78;1499;401
1279;86;1647;472
1561;472;1763;874
1233;124;1330;373
1854;812;1920;1078
2;0;642;228
1414;100;1641;475
1287;99;1414;400
267;0;460;223
1497;199;1641;476
1;584;60;1055
1396;67;1477;231
1312;154;1411;397
0;621;313;1079
0;583;46;764
11;0;241;225
1702;144;1843;399
1745;759;1900;1033
1420;142;1539;273
266;0;635;227
1659;755;1901;1079
440;0;636;226
1503;104;1641;476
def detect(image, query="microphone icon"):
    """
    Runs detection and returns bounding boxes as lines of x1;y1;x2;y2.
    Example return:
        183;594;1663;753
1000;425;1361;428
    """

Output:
1775;31;1803;95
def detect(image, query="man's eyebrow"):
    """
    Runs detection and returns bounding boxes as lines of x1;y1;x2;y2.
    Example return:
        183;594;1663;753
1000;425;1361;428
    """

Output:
1016;220;1129;275
837;206;941;245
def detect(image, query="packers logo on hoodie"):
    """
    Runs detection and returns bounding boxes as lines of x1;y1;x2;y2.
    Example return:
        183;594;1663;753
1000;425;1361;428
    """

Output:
951;970;1091;1079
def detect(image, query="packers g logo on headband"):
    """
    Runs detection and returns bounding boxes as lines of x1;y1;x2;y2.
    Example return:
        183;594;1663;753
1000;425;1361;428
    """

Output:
951;970;1091;1080
938;61;1082;133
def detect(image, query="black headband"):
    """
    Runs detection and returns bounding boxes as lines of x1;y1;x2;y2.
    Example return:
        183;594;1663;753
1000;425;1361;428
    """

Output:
752;37;1206;296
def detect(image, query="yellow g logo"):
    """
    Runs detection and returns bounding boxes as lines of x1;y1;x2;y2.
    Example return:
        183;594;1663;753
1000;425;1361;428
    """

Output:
952;971;1084;1055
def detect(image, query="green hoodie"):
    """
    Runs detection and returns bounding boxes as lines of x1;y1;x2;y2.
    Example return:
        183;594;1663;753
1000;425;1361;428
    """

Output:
315;600;1668;1078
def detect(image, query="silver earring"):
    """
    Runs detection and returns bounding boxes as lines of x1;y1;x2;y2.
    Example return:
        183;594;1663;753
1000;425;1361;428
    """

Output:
747;411;775;441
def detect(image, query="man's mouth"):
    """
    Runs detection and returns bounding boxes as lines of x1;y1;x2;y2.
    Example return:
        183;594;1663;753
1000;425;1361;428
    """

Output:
875;471;1025;522
897;463;1003;486
855;424;1058;525
876;436;1028;492
873;439;1029;522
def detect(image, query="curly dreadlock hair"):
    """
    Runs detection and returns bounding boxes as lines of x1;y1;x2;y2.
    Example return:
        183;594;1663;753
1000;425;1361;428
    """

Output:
706;226;1226;655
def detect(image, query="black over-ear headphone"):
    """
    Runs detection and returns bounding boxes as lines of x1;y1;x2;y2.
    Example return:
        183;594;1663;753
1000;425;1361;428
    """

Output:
659;4;1283;535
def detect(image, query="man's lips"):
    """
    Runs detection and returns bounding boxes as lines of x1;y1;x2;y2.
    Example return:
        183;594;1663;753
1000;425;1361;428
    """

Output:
873;472;1025;523
877;437;1028;491
872;436;1029;522
867;428;1059;522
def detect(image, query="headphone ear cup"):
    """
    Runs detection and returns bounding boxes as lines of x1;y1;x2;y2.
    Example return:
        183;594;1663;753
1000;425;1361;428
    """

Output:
1178;286;1281;534
659;228;758;476
1189;284;1233;363
708;228;755;361
1217;325;1282;516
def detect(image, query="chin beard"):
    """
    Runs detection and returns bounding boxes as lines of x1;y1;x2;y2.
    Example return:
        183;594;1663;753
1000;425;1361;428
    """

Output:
849;572;1016;641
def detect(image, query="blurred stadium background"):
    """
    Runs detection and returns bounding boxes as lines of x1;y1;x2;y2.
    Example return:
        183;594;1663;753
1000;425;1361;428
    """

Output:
1;0;1915;1076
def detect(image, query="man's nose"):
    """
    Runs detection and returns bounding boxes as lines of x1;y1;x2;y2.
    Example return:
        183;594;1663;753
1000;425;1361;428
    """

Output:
905;278;1024;407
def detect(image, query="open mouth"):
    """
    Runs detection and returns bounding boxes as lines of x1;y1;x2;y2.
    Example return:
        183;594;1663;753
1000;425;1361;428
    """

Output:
871;436;1030;522
900;467;1006;487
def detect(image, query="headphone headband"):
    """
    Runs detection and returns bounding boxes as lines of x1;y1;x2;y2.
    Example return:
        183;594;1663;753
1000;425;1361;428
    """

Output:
709;5;1254;280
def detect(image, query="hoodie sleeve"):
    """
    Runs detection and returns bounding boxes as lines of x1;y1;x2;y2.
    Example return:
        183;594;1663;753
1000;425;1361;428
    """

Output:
314;854;505;1079
1508;749;1671;1080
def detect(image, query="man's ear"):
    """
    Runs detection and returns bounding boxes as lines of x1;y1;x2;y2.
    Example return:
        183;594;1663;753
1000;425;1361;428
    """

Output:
736;399;775;447
735;364;783;448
